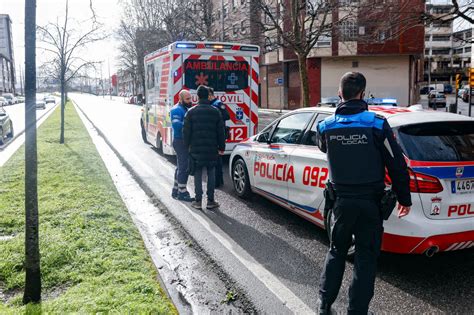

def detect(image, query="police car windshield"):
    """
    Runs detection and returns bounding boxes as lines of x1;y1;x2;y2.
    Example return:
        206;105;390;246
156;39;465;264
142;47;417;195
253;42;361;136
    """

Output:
184;59;249;92
397;121;474;161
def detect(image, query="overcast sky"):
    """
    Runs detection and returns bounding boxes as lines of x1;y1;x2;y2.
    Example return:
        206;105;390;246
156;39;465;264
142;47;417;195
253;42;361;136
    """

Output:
3;0;122;78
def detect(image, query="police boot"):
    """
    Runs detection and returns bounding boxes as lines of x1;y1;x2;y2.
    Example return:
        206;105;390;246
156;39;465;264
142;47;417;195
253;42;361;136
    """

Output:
178;192;195;202
171;188;178;199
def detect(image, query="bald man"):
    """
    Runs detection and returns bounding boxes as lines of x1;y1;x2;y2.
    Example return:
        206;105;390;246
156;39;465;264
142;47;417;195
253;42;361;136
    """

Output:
170;90;194;201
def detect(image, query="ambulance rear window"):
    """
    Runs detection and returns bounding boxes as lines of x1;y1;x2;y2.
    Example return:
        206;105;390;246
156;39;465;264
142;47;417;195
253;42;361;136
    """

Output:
398;121;474;161
184;59;249;92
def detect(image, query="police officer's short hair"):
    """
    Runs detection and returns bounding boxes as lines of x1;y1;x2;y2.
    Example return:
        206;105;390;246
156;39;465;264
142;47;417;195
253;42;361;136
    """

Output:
197;85;209;100
340;72;366;100
208;87;215;96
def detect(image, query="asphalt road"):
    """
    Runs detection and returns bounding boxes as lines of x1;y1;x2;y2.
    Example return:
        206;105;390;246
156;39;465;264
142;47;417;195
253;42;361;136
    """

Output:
72;93;474;314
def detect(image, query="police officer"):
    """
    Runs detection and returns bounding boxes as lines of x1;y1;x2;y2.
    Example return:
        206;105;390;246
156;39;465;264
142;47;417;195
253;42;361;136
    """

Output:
209;87;230;188
317;72;412;315
170;90;194;202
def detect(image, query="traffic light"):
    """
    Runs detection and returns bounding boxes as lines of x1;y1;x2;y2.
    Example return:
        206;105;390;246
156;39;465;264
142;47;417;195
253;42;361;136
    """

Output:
455;74;462;90
469;68;474;87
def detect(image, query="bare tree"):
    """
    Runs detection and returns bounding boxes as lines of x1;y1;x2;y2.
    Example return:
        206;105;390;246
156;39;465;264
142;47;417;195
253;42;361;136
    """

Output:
257;0;354;107
37;0;104;144
23;0;41;304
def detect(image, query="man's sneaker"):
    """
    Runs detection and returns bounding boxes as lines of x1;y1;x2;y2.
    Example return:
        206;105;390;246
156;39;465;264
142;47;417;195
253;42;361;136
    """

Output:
191;200;202;210
171;189;178;199
178;192;195;202
206;200;220;210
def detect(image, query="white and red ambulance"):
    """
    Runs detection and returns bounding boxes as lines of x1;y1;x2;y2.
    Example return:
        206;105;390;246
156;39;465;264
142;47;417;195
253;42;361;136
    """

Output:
141;41;260;155
230;106;474;256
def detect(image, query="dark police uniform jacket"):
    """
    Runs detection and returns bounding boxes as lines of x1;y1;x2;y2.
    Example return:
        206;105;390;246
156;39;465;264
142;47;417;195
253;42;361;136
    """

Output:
317;100;412;206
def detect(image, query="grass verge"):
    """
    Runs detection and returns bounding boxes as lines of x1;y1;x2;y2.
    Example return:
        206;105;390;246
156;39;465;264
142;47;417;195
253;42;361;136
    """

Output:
0;103;176;314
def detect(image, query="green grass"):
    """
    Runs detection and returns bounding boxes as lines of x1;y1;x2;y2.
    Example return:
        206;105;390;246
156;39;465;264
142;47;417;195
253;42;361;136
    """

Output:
0;103;177;314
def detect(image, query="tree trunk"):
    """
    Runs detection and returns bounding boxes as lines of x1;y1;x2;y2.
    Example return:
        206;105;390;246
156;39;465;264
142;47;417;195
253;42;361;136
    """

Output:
297;54;310;107
23;0;41;304
60;72;65;144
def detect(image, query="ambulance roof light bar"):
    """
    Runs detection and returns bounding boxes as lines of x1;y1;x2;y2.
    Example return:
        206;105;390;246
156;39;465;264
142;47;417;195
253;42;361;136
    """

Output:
176;43;197;49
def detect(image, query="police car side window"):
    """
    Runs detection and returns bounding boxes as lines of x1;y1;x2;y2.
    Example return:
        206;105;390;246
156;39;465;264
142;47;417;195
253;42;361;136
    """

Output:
305;113;330;146
271;112;314;144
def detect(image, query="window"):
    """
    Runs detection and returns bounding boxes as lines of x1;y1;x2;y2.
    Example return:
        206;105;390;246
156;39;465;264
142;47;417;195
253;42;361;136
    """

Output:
466;46;471;53
398;122;474;162
432;20;452;27
184;59;249;92
432;35;451;41
352;61;359;68
454;48;464;55
432;48;451;55
305;113;331;146
340;21;358;41
425;35;431;41
270;112;314;144
146;64;155;89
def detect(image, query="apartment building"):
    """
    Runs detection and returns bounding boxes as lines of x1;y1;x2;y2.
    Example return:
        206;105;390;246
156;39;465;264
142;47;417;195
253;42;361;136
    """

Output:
0;14;15;94
452;28;472;71
260;0;425;108
424;1;456;82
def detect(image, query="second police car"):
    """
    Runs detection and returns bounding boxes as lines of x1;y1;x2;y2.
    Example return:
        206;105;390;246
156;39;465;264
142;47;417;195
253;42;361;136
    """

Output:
230;106;474;256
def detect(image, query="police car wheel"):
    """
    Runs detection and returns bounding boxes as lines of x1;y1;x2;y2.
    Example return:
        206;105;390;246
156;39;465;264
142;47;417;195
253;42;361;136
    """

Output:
324;208;356;256
232;158;252;198
155;132;163;154
140;120;149;144
7;123;13;138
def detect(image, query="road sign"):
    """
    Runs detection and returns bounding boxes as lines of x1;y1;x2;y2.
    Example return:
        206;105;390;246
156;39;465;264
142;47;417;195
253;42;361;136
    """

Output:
275;77;283;85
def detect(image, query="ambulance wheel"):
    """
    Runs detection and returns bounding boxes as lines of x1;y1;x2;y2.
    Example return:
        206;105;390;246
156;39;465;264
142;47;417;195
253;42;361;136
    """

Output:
324;208;356;256
140;120;149;144
155;132;163;155
232;158;252;198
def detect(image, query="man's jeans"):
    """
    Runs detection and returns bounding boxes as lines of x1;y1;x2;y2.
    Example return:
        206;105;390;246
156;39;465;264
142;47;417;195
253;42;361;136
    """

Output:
172;139;189;195
194;165;216;201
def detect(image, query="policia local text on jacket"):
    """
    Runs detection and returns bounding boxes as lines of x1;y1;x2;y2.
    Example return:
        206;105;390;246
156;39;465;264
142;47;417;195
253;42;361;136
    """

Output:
317;99;412;314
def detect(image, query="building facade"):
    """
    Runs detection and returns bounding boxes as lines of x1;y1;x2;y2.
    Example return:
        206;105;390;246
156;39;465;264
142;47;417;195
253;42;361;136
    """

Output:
452;28;472;71
0;14;15;94
260;0;425;108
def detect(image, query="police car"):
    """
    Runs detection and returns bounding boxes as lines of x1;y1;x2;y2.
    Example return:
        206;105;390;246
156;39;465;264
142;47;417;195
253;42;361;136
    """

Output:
230;106;474;256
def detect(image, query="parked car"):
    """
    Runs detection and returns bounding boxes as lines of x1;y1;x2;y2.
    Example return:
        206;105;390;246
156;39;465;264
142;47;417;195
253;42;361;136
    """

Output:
36;100;46;110
443;84;453;94
420;86;435;95
17;96;25;103
44;95;56;104
317;97;339;107
428;91;446;108
458;88;466;98
461;88;473;103
0;97;8;106
2;93;17;105
0;106;14;145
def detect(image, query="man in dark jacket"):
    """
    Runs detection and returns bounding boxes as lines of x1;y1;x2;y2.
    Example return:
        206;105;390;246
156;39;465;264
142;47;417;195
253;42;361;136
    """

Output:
183;85;226;210
209;87;230;188
317;72;411;314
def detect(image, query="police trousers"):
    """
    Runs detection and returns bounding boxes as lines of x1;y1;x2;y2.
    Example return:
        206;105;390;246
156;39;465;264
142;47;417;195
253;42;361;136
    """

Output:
173;139;190;194
319;197;383;314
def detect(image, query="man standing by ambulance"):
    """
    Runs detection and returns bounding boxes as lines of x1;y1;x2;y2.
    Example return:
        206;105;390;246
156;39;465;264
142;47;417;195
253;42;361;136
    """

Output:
170;90;194;202
209;87;230;188
317;72;412;314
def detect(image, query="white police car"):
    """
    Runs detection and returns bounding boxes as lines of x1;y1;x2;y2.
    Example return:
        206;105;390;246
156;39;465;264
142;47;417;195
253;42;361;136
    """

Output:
230;106;474;256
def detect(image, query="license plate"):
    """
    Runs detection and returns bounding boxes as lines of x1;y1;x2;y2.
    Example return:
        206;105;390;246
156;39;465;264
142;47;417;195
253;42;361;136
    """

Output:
452;179;474;194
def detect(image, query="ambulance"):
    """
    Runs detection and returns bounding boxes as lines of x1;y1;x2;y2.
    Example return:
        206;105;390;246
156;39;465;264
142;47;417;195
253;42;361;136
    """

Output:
230;106;474;256
141;41;260;155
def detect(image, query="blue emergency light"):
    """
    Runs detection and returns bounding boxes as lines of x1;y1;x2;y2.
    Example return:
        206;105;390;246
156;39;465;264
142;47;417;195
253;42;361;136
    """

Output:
176;43;197;49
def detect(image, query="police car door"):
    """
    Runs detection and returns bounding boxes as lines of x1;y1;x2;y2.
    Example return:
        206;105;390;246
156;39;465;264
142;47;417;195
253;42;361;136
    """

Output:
252;112;315;204
288;112;331;226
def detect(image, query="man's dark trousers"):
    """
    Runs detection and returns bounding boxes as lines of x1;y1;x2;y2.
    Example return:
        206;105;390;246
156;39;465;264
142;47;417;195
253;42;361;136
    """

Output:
172;139;190;195
194;165;216;201
319;197;383;314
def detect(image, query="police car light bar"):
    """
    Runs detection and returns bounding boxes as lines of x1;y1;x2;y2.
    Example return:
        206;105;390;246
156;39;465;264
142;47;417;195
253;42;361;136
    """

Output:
240;46;259;52
382;98;397;104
